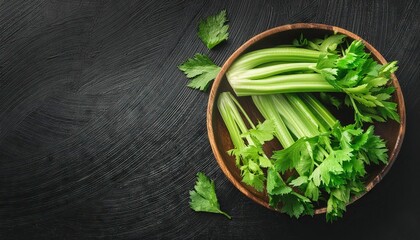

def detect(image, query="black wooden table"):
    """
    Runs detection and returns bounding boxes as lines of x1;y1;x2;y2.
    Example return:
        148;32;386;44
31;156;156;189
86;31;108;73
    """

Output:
1;0;419;239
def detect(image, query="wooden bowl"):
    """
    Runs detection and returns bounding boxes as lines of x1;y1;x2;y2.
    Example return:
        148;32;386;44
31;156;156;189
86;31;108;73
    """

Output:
207;23;406;215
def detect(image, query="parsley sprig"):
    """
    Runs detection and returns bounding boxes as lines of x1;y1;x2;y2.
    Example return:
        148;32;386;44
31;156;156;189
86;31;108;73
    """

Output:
189;172;231;219
251;93;389;221
315;40;399;126
178;53;221;91
198;10;229;49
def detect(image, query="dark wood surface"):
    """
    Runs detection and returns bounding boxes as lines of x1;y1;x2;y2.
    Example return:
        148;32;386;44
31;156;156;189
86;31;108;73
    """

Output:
1;0;419;239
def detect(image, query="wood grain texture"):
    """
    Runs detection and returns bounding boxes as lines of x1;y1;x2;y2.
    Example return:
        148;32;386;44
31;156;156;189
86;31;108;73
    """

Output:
0;0;419;239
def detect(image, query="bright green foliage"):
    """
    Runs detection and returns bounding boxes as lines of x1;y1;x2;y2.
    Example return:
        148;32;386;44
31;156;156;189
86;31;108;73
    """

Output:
242;120;275;145
270;123;387;220
189;172;231;219
178;53;221;91
326;186;350;222
289;176;309;187
218;91;390;221
253;94;389;221
279;192;314;218
218;92;275;192
198;10;229;49
272;136;318;175
228;120;275;191
266;168;292;195
315;40;400;126
305;181;320;201
266;168;314;218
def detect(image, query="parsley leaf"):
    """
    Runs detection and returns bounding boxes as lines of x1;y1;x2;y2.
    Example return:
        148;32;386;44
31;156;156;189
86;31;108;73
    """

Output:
272;136;318;175
198;10;229;49
326;186;349;222
267;118;389;220
242;120;275;144
289;176;309;187
266;168;314;218
313;39;400;126
309;151;345;186
178;53;221;91
280;192;314;218
230;120;275;191
241;167;265;192
219;93;275;192
268;193;314;218
360;126;388;164
267;168;292;196
189;172;231;219
305;181;320;201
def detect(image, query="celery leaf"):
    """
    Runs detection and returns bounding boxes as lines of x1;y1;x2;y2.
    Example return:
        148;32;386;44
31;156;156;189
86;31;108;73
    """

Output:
189;172;231;219
198;10;229;49
178;53;221;91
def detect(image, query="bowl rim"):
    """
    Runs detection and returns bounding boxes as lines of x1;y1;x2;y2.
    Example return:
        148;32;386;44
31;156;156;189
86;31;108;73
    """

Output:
207;23;406;215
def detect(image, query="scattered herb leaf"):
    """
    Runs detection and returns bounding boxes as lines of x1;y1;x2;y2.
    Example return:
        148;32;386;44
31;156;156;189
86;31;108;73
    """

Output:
189;172;231;219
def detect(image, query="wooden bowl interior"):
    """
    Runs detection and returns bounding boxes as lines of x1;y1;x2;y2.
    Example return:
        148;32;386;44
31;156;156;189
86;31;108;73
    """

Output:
208;24;406;213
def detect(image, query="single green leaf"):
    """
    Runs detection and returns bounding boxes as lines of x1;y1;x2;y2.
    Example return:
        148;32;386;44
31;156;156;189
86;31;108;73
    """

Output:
351;158;366;176
289;176;309;187
244;120;275;144
332;149;353;163
242;169;265;192
361;126;389;164
259;156;273;168
178;53;221;91
272;136;318;174
247;159;260;173
198;10;229;49
266;168;292;195
305;181;320;201
310;167;322;187
280;192;314;218
340;70;360;88
319;34;346;53
337;40;366;69
379;61;398;78
239;145;260;161
310;152;344;186
326;186;350;222
316;53;338;69
189;172;231;219
320;155;344;185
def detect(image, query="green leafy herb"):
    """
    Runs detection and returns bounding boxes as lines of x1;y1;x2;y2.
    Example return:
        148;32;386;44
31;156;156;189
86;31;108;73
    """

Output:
178;53;221;91
218;92;274;191
189;172;231;219
198;10;229;49
251;93;388;220
320;40;400;126
266;168;314;218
